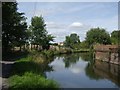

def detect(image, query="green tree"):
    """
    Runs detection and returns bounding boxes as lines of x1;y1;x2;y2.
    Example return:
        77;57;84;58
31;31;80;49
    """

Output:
85;27;111;47
64;33;80;49
80;40;89;49
30;16;54;50
2;2;28;52
111;30;120;45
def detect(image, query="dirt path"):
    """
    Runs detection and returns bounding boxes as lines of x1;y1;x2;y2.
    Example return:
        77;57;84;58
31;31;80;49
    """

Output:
0;61;15;90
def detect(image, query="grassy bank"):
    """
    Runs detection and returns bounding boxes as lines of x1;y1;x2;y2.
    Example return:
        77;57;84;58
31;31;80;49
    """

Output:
41;48;90;57
8;51;59;89
72;49;90;53
9;72;58;89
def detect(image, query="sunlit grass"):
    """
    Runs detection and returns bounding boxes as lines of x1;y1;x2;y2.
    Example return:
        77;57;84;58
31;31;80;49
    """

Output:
9;72;59;89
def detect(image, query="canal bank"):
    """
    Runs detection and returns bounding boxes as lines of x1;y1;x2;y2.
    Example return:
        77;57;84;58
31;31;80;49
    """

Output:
94;45;120;65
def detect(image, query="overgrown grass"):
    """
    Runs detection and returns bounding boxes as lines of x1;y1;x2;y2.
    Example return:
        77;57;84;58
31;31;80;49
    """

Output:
41;48;72;58
9;52;59;89
72;49;90;53
9;72;59;89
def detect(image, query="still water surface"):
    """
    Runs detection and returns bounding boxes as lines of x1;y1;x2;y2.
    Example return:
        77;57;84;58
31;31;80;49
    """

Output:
46;53;120;88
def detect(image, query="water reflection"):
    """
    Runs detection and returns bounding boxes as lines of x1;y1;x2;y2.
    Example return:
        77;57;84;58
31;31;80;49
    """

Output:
94;60;120;87
63;54;79;68
46;53;120;88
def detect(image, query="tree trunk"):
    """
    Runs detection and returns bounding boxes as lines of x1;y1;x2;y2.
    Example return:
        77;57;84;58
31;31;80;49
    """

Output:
34;44;35;49
20;46;21;51
23;44;25;50
31;44;32;50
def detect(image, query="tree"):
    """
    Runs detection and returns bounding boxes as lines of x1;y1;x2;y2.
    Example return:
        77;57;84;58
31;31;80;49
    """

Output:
29;16;54;50
79;40;89;49
64;33;80;49
111;30;120;45
85;27;111;47
2;2;28;52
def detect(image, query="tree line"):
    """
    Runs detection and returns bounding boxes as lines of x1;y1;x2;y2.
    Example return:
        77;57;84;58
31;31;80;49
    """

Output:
64;28;120;50
2;2;120;55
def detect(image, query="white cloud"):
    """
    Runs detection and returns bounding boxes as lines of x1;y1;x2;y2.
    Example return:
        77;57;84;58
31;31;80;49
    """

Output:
70;22;83;27
45;21;92;42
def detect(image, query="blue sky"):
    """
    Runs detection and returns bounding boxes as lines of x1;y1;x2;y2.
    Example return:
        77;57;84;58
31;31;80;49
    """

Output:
17;2;118;42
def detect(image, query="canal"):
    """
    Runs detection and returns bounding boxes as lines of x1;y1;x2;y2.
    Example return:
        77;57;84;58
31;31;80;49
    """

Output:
45;53;120;88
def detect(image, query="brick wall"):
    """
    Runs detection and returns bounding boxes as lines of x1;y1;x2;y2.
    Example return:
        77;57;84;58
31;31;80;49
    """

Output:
94;45;120;65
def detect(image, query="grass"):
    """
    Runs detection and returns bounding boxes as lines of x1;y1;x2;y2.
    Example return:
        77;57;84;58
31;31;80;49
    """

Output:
72;49;90;53
41;48;72;57
9;52;59;89
9;72;59;89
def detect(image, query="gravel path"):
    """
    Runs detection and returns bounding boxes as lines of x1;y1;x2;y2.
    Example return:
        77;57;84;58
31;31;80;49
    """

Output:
0;61;15;90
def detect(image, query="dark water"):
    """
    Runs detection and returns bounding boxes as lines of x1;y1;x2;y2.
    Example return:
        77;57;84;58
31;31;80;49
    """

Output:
45;53;120;88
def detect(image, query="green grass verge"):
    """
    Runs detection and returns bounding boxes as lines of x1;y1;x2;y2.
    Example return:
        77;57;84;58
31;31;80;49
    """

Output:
9;72;59;89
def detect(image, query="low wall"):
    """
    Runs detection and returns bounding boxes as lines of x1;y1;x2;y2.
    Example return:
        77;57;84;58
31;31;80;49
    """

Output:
94;45;120;65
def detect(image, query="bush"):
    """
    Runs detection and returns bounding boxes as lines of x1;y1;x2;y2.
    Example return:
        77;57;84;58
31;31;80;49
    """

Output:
9;72;59;89
42;50;55;57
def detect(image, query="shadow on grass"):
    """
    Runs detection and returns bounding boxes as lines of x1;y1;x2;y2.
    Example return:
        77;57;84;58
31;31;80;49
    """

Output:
2;50;29;61
10;60;53;77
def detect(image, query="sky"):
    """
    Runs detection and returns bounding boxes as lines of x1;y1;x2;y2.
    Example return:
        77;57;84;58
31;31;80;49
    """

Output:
17;2;118;43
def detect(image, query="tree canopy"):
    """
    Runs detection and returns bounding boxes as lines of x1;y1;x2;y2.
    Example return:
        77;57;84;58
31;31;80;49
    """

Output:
64;33;80;49
111;30;120;45
29;16;54;50
2;2;28;52
85;27;111;47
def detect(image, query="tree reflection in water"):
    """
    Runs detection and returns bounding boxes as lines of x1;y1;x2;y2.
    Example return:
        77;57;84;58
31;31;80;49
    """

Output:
94;60;120;87
62;54;79;68
57;52;120;87
80;52;120;87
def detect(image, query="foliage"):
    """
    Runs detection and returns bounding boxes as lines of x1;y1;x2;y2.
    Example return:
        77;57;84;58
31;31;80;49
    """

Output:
42;50;55;57
85;27;111;47
79;41;89;49
111;30;120;45
2;2;28;52
64;33;80;49
9;72;59;89
29;16;54;50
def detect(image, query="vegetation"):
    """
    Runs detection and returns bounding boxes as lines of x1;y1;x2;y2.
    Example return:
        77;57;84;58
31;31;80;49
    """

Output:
9;72;58;89
111;30;120;45
79;41;89;49
85;27;111;48
9;52;59;89
64;28;119;50
2;2;28;54
64;33;80;49
29;16;54;50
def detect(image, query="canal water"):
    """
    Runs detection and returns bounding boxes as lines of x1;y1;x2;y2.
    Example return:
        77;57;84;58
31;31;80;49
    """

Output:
46;53;120;88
